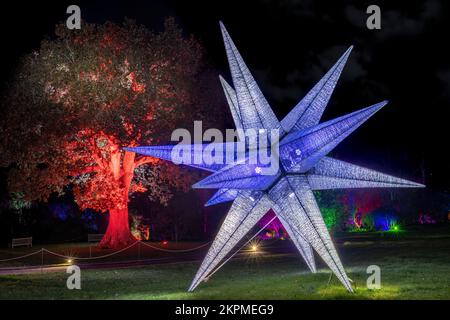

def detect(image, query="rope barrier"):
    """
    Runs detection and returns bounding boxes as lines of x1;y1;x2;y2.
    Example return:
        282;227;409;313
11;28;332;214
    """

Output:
0;240;211;265
0;227;274;275
139;241;211;253
43;241;140;260
0;249;44;262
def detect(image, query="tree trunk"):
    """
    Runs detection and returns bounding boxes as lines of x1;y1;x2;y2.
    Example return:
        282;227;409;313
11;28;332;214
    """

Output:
99;150;137;249
99;207;136;249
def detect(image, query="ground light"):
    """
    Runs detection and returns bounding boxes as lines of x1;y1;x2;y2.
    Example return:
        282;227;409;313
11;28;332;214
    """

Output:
248;239;261;254
389;224;401;232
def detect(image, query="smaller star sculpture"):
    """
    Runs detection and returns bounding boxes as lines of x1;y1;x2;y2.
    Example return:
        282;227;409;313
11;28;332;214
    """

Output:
126;22;424;293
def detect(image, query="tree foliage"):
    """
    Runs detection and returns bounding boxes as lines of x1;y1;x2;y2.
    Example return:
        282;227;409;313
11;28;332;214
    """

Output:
0;18;223;247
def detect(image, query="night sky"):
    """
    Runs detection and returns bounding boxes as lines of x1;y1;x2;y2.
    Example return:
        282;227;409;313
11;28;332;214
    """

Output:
1;0;449;192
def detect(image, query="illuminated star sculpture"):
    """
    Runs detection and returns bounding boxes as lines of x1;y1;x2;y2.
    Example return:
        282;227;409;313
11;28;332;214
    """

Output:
125;22;424;293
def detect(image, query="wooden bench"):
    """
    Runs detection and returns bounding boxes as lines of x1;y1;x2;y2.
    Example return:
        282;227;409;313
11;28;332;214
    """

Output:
11;237;33;248
87;234;104;243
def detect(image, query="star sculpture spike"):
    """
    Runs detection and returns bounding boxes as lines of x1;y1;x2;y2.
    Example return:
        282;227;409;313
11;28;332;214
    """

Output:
124;22;424;293
273;204;317;273
219;75;242;133
189;191;271;291
305;156;424;189
268;176;353;291
205;188;239;207
281;46;353;132
219;21;283;134
125;143;242;172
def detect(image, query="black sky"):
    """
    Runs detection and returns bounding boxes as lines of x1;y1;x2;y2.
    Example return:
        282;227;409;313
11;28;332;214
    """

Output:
1;0;449;192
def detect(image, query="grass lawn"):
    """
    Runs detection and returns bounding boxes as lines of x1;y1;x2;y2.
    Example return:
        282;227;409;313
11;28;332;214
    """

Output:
1;225;450;299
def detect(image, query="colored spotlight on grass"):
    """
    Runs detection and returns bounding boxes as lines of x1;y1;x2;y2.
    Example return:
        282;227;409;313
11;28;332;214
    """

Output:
389;224;401;232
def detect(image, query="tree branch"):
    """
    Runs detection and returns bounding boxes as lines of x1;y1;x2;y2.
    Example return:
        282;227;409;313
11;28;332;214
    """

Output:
135;156;159;167
88;135;108;170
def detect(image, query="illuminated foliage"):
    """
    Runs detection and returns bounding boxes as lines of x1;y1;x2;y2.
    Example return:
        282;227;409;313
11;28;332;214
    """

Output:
0;19;221;248
321;207;339;230
257;210;286;239
9;192;32;211
315;191;344;230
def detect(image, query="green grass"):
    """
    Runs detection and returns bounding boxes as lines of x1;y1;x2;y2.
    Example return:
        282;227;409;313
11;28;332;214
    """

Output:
1;225;450;299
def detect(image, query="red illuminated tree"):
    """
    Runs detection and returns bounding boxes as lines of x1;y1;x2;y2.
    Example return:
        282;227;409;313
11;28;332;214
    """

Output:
0;19;222;248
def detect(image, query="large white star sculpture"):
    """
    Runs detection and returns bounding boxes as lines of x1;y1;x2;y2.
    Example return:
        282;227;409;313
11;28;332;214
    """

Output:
125;22;424;293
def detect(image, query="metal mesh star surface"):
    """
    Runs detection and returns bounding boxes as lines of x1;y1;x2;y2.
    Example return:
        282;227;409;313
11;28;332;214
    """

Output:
125;22;424;293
